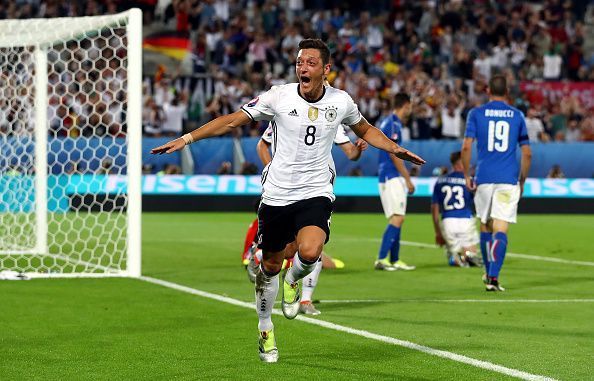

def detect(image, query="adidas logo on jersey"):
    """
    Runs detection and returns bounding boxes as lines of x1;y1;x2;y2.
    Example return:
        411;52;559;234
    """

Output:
288;109;299;117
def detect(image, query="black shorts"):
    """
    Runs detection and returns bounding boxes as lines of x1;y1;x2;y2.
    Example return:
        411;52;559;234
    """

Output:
257;196;333;253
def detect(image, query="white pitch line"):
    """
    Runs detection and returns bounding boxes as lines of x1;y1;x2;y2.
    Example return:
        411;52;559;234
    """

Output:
139;275;556;381
267;299;594;305
317;299;594;304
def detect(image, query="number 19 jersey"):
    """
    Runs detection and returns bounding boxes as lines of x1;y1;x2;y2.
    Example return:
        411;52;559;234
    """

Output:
242;83;362;206
464;100;529;185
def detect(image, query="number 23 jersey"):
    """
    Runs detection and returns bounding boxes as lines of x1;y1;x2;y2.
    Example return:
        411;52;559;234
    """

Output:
242;83;362;206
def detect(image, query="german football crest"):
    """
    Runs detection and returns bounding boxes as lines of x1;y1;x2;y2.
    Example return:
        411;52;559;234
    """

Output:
308;107;319;121
325;107;337;122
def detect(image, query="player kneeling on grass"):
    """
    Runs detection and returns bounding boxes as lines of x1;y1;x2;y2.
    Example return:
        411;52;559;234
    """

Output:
431;151;481;267
151;38;425;363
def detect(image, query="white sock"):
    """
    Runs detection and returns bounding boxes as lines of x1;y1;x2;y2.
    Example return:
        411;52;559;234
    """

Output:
285;252;318;285
255;265;279;332
301;259;322;302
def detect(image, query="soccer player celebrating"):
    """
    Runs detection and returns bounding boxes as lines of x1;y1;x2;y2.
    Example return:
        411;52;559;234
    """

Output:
431;151;481;267
256;122;367;315
151;38;425;362
461;74;532;292
375;93;417;271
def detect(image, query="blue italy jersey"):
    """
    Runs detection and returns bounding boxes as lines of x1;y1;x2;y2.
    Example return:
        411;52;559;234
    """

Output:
464;101;529;185
432;171;474;219
378;114;401;183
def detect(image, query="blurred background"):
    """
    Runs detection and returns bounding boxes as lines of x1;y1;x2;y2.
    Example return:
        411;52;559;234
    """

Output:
1;0;593;210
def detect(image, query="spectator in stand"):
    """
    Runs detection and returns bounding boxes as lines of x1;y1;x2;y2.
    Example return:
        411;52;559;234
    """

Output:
547;165;565;179
217;161;232;175
473;50;491;82
162;91;187;137
440;94;465;140
548;103;567;140
543;46;563;80
525;107;549;143
581;115;594;142
566;115;583;142
143;97;165;137
3;0;594;143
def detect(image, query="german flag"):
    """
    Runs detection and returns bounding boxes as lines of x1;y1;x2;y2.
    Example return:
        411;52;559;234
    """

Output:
143;31;191;61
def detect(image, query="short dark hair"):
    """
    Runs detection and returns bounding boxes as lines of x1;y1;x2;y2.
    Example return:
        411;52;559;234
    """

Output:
298;39;330;65
489;74;507;96
393;92;410;109
450;151;462;165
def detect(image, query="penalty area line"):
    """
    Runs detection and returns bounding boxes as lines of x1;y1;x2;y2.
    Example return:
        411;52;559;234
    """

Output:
139;275;556;381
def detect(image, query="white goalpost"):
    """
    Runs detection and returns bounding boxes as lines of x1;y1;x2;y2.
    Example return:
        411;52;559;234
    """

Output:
0;9;142;278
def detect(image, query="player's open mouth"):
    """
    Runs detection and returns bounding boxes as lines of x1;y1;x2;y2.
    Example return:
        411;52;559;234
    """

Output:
301;77;311;84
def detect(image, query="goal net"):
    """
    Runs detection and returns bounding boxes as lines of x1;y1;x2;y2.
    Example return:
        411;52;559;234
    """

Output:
0;10;142;278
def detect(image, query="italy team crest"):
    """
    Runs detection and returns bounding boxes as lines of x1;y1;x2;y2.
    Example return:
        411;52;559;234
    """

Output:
308;107;319;121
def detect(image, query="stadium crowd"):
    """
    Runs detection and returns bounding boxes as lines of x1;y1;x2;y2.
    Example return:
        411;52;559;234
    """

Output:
1;0;594;143
146;0;594;142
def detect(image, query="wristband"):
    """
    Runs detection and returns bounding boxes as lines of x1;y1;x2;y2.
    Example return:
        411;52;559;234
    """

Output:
181;133;194;145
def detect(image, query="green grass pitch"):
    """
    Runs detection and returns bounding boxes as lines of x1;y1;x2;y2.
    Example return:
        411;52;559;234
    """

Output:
1;212;593;380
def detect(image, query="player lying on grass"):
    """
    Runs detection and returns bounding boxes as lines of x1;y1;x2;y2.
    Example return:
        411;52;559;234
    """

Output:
462;74;532;291
431;151;481;267
151;38;425;363
251;120;366;314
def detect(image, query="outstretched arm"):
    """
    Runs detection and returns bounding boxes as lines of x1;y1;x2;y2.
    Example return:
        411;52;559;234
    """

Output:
151;110;252;154
461;137;475;191
349;117;425;165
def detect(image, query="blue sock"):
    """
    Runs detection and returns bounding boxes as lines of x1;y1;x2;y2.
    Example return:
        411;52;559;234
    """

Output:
488;232;508;279
378;225;400;261
480;232;492;275
389;227;401;263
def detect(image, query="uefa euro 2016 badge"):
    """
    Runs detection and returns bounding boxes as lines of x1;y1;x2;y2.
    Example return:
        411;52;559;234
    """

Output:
325;106;337;122
247;97;259;107
308;107;319;121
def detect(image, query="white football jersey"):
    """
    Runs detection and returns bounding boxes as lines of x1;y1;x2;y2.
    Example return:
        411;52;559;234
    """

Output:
261;122;352;188
242;83;362;206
